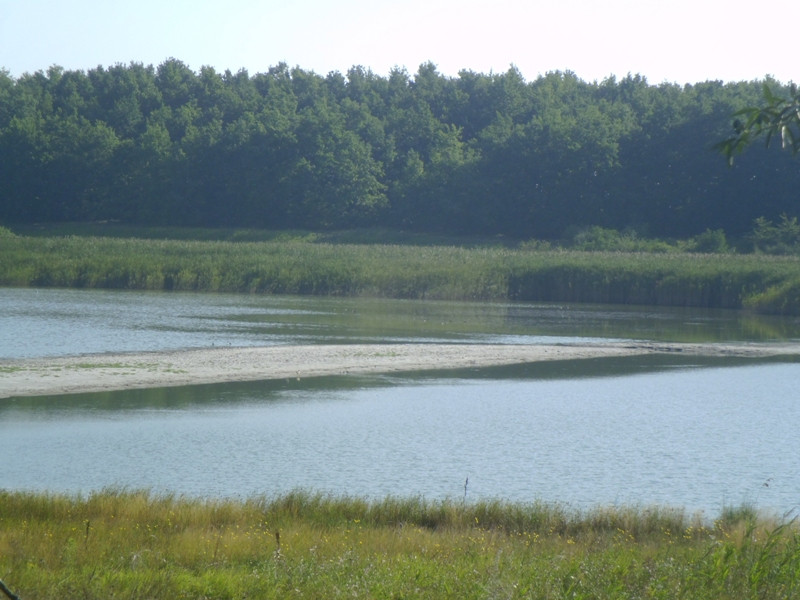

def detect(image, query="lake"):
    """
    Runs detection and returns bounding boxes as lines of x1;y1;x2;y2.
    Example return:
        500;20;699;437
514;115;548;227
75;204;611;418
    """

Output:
2;287;799;517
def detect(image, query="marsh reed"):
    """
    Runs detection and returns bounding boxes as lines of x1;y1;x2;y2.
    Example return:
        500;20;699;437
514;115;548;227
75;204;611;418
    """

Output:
2;232;799;314
1;489;798;598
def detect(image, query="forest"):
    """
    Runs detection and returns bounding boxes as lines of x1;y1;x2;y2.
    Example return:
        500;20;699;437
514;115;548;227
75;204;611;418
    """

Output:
0;59;797;241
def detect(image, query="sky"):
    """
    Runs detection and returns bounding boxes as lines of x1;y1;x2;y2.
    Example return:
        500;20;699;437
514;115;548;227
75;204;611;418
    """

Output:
1;0;796;85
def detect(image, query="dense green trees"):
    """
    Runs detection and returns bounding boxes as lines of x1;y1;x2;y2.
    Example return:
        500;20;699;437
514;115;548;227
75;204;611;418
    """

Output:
0;61;796;239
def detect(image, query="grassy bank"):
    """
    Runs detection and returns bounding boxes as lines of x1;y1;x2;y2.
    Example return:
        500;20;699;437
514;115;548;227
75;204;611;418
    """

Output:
0;490;797;599
2;228;800;314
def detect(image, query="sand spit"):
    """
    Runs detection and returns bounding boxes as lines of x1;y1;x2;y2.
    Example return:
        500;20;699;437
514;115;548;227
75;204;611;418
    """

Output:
1;342;799;399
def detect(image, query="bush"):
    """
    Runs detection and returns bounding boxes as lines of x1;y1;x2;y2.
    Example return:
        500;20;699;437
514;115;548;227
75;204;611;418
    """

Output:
570;226;634;251
690;229;729;253
743;278;800;314
749;215;800;254
568;226;678;253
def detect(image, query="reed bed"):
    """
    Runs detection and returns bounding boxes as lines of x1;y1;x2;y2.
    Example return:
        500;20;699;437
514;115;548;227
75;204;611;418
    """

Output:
0;490;798;599
1;233;799;313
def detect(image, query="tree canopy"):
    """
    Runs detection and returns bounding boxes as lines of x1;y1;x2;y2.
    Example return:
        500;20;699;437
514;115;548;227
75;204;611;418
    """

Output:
0;61;797;239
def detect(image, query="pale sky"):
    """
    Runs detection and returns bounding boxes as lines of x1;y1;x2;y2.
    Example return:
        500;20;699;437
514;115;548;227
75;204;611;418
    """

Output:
1;0;796;84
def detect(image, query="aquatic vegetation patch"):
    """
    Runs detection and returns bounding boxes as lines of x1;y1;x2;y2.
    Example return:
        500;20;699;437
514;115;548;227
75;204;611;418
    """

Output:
2;233;800;314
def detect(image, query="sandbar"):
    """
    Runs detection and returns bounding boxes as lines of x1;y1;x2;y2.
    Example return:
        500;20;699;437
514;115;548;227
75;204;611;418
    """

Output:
1;341;799;399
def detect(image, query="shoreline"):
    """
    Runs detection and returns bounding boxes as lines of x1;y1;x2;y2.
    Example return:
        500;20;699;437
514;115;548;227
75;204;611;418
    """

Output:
2;341;799;399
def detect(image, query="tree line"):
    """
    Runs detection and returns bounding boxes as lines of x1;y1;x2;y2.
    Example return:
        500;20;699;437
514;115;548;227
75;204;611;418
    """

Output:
0;59;796;240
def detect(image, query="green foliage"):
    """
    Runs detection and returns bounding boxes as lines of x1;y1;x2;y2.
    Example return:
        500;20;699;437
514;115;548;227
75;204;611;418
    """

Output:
2;230;800;313
690;228;730;253
1;490;798;599
0;62;796;239
748;214;800;254
568;225;679;253
743;278;800;315
718;82;800;163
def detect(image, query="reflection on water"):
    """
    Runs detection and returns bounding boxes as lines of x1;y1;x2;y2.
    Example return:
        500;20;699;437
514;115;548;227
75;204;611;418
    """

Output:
2;357;799;517
3;287;799;516
2;287;800;358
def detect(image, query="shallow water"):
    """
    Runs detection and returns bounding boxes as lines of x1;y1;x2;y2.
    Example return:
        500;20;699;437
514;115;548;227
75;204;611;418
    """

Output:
2;288;799;516
3;287;799;358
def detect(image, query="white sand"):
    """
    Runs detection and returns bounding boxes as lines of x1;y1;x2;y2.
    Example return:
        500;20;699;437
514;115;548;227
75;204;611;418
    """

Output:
1;342;798;399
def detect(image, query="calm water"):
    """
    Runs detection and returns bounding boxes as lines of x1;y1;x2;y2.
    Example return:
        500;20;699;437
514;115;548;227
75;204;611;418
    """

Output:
3;287;800;358
2;288;799;517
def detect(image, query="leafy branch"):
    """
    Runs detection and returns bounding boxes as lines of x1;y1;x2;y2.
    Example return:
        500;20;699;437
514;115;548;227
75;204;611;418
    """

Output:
718;83;800;164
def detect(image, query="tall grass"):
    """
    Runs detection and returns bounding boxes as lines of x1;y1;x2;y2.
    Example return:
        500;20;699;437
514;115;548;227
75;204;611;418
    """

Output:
1;490;797;599
2;232;799;313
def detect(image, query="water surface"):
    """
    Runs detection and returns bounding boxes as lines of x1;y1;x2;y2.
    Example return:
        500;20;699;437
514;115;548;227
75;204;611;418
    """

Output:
2;287;799;517
3;287;799;358
2;356;798;517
